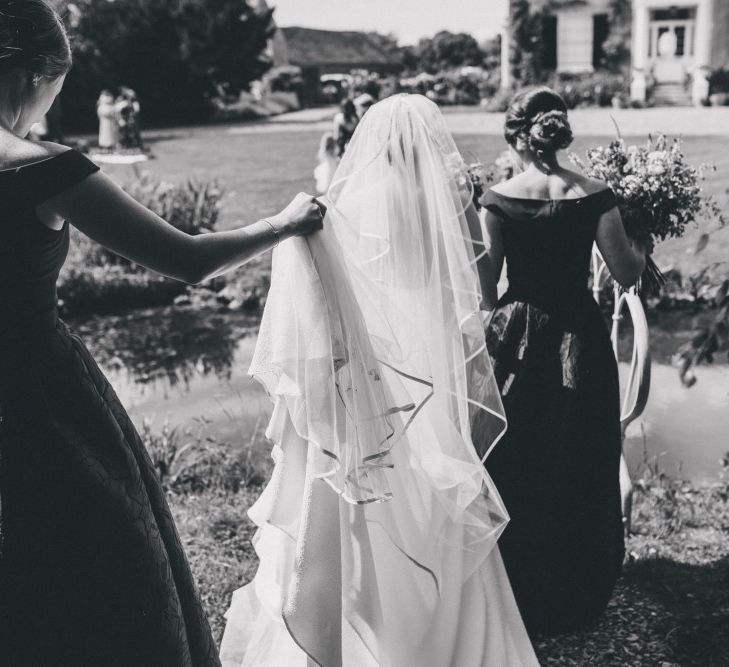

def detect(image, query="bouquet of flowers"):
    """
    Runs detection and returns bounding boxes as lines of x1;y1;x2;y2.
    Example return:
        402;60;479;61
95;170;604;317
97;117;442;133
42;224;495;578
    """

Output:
464;160;493;211
571;134;722;294
493;150;515;184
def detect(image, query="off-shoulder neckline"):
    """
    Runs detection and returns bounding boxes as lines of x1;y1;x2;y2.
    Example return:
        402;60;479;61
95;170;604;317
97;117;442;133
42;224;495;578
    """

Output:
0;148;77;174
487;188;612;203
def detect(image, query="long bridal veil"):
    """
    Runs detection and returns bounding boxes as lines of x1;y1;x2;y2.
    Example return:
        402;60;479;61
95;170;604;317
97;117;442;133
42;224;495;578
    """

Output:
221;94;538;667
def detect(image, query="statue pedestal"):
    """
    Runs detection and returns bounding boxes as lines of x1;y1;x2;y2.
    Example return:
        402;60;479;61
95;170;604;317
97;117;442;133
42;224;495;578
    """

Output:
692;67;711;105
631;69;647;104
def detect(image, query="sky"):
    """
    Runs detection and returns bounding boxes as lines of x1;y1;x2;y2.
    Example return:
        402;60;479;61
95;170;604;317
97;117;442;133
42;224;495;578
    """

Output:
268;0;508;45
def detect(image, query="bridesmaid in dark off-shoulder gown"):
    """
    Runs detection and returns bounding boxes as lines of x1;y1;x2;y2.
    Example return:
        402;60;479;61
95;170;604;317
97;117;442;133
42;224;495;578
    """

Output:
0;3;324;664
473;88;647;636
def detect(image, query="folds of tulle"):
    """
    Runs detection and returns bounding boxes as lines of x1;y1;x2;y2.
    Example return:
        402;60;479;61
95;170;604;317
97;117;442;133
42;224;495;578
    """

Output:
250;232;508;572
232;95;515;664
221;433;538;667
325;95;507;456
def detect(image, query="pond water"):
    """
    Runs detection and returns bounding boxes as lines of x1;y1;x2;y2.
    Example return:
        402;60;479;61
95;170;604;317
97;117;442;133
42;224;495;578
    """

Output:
72;306;729;486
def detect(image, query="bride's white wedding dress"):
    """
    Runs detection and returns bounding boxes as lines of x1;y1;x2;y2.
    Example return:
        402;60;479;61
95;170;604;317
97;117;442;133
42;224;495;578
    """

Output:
220;95;539;667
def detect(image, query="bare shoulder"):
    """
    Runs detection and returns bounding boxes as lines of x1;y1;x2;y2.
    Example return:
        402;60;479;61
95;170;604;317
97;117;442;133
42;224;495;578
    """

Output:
490;173;528;196
484;169;609;200
0;135;70;170
36;140;72;156
566;171;609;196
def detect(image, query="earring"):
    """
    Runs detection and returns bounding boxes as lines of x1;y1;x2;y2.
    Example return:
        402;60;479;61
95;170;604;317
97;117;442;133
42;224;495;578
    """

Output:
32;74;41;87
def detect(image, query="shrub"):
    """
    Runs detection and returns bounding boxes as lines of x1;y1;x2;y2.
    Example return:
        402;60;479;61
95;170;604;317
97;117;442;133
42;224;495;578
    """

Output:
452;73;482;105
481;72;628;110
126;172;222;235
400;68;499;106
213;256;271;312
478;70;501;101
482;87;514;112
91;171;223;269
548;71;628;109
708;67;729;95
58;251;187;316
58;173;225;315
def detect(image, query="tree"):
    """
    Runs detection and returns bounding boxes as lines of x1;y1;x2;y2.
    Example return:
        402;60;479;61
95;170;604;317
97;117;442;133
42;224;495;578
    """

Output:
509;0;549;85
177;0;274;98
60;0;274;130
602;0;632;73
394;44;421;74
417;31;485;74
481;34;502;72
365;32;400;58
366;31;420;74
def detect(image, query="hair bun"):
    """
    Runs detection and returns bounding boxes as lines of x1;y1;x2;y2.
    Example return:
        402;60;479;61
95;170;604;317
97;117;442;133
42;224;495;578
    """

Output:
528;110;573;153
0;0;70;79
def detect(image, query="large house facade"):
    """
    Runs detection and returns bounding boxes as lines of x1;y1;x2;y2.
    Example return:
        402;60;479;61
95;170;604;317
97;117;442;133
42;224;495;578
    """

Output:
501;0;729;105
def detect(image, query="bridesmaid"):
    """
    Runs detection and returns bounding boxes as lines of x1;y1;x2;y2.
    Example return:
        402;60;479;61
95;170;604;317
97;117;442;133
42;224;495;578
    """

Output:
474;87;647;635
332;98;359;156
96;89;118;151
0;2;323;665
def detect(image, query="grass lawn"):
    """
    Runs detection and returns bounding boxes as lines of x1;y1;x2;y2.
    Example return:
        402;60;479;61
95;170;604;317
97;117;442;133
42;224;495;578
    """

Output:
97;115;729;278
171;468;729;666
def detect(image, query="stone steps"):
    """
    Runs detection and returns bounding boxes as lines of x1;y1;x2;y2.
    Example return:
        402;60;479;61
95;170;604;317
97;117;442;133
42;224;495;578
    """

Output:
652;83;693;107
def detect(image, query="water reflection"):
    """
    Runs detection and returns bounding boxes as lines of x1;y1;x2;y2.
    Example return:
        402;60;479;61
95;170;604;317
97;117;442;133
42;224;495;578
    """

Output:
72;307;269;447
70;305;729;483
613;308;729;484
72;306;258;389
623;363;729;485
616;308;725;365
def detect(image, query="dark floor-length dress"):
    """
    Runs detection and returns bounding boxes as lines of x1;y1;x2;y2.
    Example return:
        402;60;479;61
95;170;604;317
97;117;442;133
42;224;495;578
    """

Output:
0;150;221;666
476;188;626;636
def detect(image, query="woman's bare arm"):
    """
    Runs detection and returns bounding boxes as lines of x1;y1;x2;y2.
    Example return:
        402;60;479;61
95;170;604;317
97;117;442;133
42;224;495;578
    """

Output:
465;202;498;309
481;209;505;310
36;171;323;285
595;207;646;288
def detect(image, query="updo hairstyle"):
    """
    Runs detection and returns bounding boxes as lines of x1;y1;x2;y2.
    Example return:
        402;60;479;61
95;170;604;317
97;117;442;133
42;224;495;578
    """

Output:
504;86;574;161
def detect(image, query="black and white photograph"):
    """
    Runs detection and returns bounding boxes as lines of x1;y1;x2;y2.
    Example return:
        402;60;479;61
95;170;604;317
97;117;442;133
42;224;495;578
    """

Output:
0;0;727;665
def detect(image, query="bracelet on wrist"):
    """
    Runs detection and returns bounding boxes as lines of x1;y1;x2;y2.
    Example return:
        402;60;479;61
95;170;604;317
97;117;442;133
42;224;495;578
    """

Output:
262;218;280;247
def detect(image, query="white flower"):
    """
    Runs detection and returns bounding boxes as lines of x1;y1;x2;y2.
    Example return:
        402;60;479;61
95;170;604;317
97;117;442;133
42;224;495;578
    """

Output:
647;150;668;162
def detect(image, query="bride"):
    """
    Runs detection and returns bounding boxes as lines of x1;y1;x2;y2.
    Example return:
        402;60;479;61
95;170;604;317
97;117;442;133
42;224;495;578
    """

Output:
220;94;539;666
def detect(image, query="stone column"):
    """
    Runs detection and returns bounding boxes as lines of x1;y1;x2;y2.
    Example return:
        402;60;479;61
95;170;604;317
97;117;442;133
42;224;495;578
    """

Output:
631;0;649;103
501;16;512;90
693;0;713;104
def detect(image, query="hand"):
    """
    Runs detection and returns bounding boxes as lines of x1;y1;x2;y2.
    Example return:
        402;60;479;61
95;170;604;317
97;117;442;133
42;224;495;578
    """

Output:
271;192;326;239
